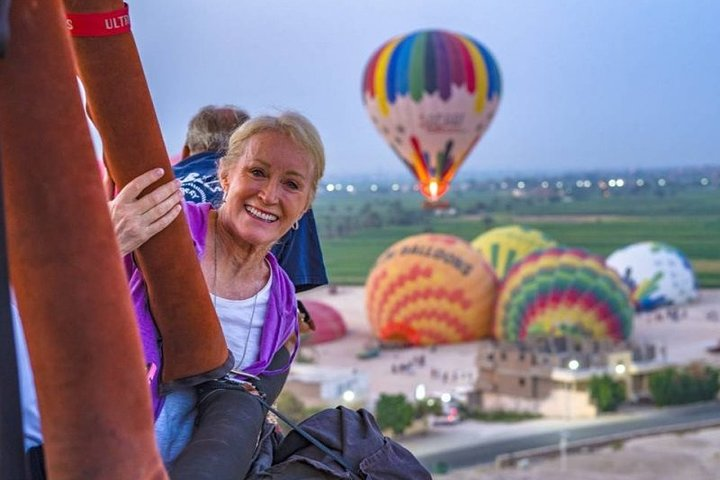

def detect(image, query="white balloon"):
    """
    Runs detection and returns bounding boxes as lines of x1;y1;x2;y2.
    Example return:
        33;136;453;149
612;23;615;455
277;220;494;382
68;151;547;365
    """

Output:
606;242;697;311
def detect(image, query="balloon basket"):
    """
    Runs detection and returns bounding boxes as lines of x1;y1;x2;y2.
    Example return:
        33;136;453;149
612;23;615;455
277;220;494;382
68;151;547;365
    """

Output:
422;199;451;210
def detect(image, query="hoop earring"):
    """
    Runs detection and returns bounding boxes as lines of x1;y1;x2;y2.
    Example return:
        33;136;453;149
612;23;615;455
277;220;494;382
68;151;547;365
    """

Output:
292;221;299;231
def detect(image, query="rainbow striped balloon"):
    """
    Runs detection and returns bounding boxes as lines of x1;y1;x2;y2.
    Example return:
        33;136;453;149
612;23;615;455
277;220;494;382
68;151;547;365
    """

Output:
495;247;633;341
362;30;501;201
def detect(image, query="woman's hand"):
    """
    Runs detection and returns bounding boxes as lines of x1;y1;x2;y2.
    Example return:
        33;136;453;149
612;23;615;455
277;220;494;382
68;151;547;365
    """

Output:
109;168;183;255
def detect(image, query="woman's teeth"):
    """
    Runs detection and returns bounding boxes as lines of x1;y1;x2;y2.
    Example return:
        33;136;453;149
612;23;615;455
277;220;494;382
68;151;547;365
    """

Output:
246;205;278;222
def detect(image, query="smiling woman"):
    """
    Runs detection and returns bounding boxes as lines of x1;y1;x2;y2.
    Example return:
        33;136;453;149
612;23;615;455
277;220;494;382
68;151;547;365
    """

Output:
209;113;326;301
215;131;314;255
156;112;327;478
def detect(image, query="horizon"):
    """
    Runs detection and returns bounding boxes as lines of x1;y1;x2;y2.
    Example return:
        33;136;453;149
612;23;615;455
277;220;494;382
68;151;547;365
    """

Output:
318;162;720;184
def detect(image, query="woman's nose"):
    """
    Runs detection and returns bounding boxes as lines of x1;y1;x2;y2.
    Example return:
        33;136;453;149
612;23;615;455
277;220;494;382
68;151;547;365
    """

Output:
259;180;280;204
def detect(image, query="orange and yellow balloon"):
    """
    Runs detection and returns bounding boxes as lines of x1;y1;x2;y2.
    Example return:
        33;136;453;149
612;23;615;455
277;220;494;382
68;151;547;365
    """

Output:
362;29;502;202
365;233;496;345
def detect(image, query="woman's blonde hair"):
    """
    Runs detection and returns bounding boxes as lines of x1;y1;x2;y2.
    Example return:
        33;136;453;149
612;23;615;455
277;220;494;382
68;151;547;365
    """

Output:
219;112;325;205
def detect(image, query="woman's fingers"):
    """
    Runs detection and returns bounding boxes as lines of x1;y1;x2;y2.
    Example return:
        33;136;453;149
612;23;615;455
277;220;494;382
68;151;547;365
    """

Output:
136;178;183;215
144;203;182;239
114;168;165;204
110;169;184;255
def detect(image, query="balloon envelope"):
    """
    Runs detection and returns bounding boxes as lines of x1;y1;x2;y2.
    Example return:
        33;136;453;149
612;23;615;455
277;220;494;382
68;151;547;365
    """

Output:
366;233;496;345
301;300;347;345
606;241;698;311
495;247;633;341
471;225;557;280
362;29;501;201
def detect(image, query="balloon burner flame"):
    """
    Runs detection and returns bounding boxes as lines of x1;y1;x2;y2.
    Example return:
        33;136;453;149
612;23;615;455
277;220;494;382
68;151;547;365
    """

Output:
429;181;439;199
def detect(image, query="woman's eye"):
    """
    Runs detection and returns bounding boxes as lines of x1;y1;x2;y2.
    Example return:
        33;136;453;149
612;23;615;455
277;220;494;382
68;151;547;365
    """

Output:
285;180;300;191
250;168;265;177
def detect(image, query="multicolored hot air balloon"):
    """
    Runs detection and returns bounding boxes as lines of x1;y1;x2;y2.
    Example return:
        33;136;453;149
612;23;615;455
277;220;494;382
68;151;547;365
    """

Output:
471;225;557;280
606;242;698;311
365;233;496;346
495;247;633;342
362;30;501;202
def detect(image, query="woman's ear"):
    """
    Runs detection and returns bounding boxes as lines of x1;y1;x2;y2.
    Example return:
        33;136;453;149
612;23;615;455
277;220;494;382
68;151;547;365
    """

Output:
217;166;229;190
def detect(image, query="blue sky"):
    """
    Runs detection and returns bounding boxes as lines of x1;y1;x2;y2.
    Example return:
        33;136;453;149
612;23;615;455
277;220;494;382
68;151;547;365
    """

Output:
128;1;720;179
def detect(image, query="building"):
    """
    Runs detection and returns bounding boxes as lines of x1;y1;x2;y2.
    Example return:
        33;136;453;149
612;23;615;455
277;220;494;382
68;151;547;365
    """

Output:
285;364;370;408
472;336;668;418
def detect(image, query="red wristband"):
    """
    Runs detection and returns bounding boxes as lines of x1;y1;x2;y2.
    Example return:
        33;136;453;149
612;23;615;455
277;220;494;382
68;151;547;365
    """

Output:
66;3;131;37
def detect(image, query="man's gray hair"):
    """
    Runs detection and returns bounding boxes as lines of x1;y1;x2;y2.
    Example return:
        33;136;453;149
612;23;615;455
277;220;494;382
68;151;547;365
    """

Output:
184;105;250;155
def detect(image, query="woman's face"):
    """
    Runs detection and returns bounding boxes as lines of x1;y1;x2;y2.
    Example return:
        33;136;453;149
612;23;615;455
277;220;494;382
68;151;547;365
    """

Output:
219;130;314;249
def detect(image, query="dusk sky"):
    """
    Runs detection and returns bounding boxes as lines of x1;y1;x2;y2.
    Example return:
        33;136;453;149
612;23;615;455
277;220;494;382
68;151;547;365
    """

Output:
127;1;720;179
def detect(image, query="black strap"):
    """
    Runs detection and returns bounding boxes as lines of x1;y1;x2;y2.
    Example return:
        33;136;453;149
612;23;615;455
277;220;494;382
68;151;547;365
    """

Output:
26;445;46;480
0;143;28;479
0;0;9;58
254;395;362;480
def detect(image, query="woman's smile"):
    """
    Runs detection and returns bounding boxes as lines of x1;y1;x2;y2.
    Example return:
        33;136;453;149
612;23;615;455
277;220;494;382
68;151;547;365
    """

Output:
245;205;278;223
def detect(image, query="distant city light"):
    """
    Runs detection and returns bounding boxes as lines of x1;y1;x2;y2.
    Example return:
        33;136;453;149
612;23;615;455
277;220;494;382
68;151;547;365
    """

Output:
346;185;355;193
415;384;426;401
342;390;355;402
370;184;379;192
440;393;452;403
583;180;592;188
657;178;667;187
541;181;549;189
700;177;710;186
427;398;436;407
608;179;616;188
326;184;335;192
391;183;400;191
616;178;625;187
576;180;584;188
614;363;626;375
636;179;645;187
556;181;564;189
517;181;526;189
334;183;343;191
568;359;580;371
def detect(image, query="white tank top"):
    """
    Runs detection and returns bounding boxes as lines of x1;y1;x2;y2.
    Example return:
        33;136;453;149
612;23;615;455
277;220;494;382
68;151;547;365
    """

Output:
211;273;271;370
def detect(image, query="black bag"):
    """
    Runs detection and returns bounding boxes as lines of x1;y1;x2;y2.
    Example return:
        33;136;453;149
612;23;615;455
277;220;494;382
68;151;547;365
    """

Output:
248;406;431;480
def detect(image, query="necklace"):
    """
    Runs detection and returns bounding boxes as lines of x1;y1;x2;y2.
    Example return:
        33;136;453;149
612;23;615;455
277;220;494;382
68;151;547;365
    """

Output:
213;213;258;369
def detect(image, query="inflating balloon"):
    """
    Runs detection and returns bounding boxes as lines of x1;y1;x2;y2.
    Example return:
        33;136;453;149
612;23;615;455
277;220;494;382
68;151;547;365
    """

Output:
366;233;496;345
301;300;347;345
606;242;698;311
362;29;501;202
495;247;633;341
471;225;557;280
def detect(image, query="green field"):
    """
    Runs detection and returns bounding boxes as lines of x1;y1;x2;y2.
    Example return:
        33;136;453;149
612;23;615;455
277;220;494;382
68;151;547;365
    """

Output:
313;185;720;287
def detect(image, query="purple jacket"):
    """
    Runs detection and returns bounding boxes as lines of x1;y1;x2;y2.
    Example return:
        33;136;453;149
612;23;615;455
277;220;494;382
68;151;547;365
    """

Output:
127;202;299;418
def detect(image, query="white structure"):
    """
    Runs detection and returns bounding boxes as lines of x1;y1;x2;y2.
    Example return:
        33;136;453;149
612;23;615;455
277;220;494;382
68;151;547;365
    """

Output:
285;364;370;408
